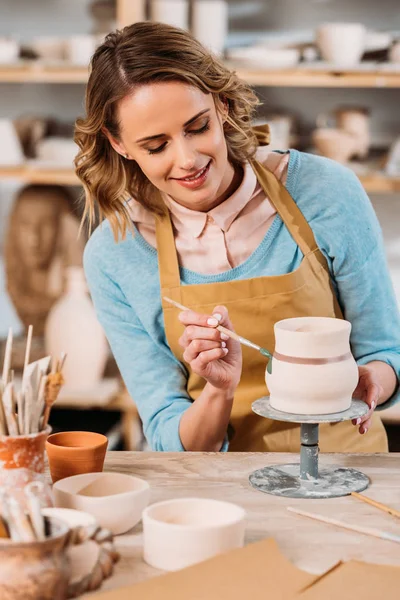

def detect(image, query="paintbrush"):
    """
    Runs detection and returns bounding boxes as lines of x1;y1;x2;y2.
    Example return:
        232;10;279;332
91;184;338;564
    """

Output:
163;296;273;373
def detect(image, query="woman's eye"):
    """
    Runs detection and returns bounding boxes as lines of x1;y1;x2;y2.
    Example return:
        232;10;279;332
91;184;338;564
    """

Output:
188;121;210;135
147;143;167;155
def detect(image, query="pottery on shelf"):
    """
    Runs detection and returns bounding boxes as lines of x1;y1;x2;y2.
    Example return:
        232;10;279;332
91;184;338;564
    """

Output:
52;471;150;535
312;127;357;163
316;23;366;67
0;516;69;600
45;431;108;483
266;317;359;415
335;107;370;160
150;0;189;30
192;0;228;56
45;266;108;390
142;497;246;571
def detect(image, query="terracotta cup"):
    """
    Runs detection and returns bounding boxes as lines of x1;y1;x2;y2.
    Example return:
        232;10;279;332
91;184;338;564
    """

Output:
46;431;108;483
0;516;70;600
0;427;52;506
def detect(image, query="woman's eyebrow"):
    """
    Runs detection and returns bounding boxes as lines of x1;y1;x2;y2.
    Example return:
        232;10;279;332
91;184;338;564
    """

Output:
135;109;210;143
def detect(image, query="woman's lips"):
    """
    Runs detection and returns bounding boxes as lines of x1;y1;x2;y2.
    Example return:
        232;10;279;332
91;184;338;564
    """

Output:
172;160;211;190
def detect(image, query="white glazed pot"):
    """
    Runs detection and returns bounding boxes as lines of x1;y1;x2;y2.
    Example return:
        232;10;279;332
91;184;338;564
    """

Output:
45;266;108;389
150;0;189;30
192;0;228;56
266;317;359;415
316;23;366;67
143;497;246;571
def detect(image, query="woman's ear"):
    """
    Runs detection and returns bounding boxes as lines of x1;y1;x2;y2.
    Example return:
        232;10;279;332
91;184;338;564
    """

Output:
102;127;130;159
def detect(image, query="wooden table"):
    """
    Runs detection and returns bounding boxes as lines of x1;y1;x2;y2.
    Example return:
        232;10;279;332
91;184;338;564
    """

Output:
82;452;400;597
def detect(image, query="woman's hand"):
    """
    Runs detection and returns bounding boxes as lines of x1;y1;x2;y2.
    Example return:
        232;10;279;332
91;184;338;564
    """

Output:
178;305;242;393
352;364;384;434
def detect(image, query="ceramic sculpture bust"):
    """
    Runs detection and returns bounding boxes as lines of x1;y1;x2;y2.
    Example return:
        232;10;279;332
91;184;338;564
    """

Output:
4;184;85;336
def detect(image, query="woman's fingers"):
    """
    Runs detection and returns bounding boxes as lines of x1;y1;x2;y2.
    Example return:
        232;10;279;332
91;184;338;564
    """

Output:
183;339;227;363
191;347;229;374
179;324;222;349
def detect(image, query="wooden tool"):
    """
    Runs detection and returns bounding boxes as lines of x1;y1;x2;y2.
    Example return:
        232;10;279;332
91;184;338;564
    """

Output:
42;370;64;429
1;327;13;388
163;296;273;372
351;491;400;520
287;506;400;544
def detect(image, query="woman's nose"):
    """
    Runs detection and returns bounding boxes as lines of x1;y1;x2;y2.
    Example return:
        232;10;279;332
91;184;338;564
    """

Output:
175;139;197;171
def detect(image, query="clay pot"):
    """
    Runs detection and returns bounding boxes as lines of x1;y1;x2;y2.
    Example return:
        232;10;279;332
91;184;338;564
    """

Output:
0;427;53;507
45;266;108;390
0;516;70;600
316;23;366;67
46;431;108;483
312;127;357;163
266;317;359;415
335;107;370;159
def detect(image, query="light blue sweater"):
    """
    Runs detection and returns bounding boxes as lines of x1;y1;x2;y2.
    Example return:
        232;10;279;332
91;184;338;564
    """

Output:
84;150;400;451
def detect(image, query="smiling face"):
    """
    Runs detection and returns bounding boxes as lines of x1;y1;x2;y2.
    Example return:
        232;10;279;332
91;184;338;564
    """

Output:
106;81;238;212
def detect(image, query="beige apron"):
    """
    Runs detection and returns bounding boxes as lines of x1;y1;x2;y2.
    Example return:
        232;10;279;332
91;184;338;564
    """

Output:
156;140;388;453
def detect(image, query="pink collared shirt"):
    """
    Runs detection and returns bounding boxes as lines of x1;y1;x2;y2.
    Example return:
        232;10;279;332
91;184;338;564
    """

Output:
127;147;289;274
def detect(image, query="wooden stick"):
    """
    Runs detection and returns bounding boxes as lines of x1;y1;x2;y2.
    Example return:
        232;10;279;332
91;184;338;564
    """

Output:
25;483;46;540
17;390;24;437
351;491;400;520
287;507;400;544
163;296;269;355
2;327;13;388
23;325;33;376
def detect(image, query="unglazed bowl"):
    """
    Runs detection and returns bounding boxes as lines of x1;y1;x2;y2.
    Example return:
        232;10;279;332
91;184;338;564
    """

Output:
266;316;359;415
142;497;246;571
52;472;150;535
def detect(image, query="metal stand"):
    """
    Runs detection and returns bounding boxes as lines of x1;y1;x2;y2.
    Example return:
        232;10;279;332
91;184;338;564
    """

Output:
249;397;370;499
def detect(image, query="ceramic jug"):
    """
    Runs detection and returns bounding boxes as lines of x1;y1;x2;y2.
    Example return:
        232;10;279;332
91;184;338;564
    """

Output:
45;266;108;389
266;317;359;415
0;516;69;600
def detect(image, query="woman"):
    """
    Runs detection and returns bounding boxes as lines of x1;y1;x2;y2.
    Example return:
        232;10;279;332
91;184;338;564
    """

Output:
76;22;400;452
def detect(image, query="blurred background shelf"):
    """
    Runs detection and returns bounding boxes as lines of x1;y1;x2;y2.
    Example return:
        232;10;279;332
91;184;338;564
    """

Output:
1;64;400;87
0;165;398;194
0;63;89;83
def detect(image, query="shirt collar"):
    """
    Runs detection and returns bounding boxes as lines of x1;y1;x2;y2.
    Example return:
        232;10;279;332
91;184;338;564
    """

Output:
163;161;257;238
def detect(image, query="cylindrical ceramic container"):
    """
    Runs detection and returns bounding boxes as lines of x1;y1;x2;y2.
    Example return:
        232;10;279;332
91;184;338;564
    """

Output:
150;0;189;30
0;427;53;507
316;23;366;67
192;0;228;55
143;497;246;571
0;516;70;600
266;317;359;415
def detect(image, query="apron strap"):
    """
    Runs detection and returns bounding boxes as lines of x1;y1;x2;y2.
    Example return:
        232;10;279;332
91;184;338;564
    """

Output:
155;210;182;294
250;158;319;257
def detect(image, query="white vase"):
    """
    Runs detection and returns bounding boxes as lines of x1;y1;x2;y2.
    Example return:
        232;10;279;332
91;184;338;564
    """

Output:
45;266;108;389
192;0;228;56
150;0;189;30
266;317;359;415
316;23;366;67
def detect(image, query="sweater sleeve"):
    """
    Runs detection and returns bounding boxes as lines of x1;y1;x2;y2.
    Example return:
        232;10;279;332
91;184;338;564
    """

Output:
326;170;400;410
83;240;229;451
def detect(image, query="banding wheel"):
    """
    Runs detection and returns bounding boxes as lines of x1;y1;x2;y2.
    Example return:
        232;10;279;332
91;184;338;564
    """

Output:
249;397;370;499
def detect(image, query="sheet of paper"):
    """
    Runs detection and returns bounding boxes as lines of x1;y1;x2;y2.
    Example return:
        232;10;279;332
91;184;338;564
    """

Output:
298;560;400;600
91;538;321;600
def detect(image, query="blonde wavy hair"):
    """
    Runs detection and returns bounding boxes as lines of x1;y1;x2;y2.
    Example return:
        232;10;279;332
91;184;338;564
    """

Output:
75;21;261;241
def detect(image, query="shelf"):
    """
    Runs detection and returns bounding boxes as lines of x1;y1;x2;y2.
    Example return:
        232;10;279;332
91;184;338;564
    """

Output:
0;165;80;185
231;66;400;88
0;63;88;83
1;62;400;88
0;165;399;193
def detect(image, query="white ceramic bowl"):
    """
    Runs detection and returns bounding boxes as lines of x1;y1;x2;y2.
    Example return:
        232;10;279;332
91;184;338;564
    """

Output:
142;497;246;571
53;472;150;535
